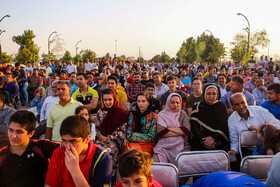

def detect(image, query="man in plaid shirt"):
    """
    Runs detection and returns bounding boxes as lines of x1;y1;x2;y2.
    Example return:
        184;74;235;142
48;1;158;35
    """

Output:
126;72;145;103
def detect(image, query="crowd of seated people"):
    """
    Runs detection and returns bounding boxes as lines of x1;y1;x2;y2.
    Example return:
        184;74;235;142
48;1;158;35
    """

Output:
0;57;280;186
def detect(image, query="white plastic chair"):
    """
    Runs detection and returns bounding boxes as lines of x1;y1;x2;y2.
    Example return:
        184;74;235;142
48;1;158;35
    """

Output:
175;150;230;179
240;155;273;182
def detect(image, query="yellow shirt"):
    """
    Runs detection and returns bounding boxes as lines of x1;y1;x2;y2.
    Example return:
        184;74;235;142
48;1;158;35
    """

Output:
47;98;83;142
72;86;99;104
117;84;125;92
116;90;127;104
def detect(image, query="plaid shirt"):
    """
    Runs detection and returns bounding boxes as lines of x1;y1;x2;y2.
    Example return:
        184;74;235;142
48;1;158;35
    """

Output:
126;84;145;103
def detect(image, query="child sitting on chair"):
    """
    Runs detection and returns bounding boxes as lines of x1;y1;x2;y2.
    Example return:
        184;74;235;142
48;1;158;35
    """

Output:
116;149;162;187
249;123;280;155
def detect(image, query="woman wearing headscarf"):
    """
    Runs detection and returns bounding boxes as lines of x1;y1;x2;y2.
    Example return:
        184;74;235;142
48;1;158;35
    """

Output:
125;92;157;155
95;89;128;176
189;84;230;151
153;93;191;164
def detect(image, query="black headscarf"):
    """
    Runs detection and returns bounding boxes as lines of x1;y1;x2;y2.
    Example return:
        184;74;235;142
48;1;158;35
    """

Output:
132;95;152;133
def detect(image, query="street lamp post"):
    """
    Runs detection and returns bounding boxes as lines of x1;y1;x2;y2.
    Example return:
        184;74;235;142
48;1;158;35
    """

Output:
237;12;250;53
0;15;11;23
205;29;214;36
115;40;117;56
0;14;11;64
75;40;82;57
48;31;57;55
0;30;4;63
0;30;5;35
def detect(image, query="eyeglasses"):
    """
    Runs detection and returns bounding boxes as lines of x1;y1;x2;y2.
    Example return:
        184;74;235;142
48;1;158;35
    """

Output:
61;138;79;146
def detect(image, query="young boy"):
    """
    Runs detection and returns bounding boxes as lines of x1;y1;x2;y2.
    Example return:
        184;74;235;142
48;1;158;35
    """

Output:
0;110;59;187
46;115;113;187
116;149;162;187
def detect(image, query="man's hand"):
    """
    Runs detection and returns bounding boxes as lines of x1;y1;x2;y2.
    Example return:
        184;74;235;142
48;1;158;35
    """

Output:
39;120;46;126
65;144;80;173
248;125;257;131
228;150;237;162
203;136;216;149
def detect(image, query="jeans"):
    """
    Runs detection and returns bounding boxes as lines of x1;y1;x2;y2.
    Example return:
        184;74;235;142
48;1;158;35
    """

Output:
19;81;28;103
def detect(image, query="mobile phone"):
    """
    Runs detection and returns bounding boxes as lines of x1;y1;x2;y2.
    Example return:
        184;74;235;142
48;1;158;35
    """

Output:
229;154;237;161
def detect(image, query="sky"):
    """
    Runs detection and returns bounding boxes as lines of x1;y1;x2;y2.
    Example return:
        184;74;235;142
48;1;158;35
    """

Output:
0;0;280;60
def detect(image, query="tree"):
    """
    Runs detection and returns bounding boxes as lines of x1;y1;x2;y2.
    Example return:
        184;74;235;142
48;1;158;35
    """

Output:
12;30;40;64
80;49;96;62
60;50;72;63
137;57;145;63
103;53;111;61
118;55;127;61
230;30;270;65
41;53;57;62
73;54;83;63
2;52;12;63
151;54;161;63
50;34;66;59
176;37;197;63
151;52;171;63
160;51;171;63
196;33;225;63
2;52;13;63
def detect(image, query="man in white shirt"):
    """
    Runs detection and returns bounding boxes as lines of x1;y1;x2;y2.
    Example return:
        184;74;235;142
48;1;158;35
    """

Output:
33;80;59;139
91;59;98;70
227;93;280;157
152;72;168;101
84;58;92;72
66;60;77;74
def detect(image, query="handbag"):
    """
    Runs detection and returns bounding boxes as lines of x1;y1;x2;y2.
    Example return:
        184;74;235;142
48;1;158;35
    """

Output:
124;140;155;155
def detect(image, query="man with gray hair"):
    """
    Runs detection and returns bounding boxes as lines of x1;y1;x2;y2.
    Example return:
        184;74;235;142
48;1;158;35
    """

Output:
227;93;280;159
32;80;59;139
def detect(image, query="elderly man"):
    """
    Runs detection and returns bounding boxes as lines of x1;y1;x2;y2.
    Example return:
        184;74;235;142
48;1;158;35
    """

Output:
227;93;280;158
32;80;60;139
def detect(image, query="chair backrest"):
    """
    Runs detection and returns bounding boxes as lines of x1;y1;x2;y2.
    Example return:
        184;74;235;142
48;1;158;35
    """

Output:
115;163;179;187
239;130;258;159
175;150;230;178
240;155;273;181
151;163;179;187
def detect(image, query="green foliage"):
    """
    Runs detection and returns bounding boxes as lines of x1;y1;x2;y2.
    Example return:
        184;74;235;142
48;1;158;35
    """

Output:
137;57;145;63
80;49;96;62
41;53;57;62
12;30;40;64
176;37;197;63
60;50;73;63
118;55;127;61
230;30;270;65
151;54;161;62
74;54;83;63
103;53;111;61
2;52;12;63
176;34;225;64
151;51;171;63
160;51;171;63
196;33;225;63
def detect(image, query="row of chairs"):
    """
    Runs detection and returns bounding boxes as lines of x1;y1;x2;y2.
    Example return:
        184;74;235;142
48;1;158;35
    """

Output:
150;151;272;187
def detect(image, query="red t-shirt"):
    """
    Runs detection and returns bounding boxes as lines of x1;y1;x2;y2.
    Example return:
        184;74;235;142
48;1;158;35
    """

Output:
115;180;162;187
46;142;97;187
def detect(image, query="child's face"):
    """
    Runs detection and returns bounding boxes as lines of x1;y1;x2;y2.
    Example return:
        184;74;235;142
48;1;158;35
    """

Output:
8;122;33;147
78;109;89;121
61;134;90;155
121;173;153;187
257;131;265;143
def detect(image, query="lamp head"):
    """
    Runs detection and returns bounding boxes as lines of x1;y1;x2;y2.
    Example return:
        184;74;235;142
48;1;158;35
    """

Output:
237;13;241;15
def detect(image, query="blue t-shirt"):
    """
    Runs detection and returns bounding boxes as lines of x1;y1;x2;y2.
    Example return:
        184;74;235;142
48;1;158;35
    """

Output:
260;101;280;120
182;76;192;85
253;141;274;155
